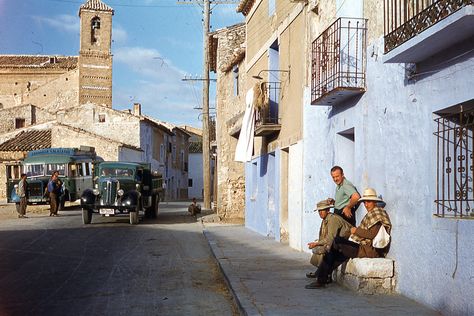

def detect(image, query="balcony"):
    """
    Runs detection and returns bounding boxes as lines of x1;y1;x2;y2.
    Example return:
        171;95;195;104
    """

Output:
311;18;368;106
255;82;281;137
384;0;474;63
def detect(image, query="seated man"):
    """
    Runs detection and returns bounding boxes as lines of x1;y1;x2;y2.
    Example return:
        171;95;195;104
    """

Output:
188;198;201;216
306;188;392;289
306;200;352;282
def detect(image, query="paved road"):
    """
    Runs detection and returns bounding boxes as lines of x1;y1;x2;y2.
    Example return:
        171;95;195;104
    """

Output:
0;202;238;316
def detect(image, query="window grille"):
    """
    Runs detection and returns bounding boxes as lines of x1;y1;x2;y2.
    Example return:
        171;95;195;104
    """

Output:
434;108;474;217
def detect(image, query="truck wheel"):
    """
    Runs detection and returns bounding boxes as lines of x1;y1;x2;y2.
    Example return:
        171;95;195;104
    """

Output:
82;208;92;224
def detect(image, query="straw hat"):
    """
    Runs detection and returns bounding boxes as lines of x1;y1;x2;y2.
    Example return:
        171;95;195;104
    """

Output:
314;200;334;212
358;188;384;202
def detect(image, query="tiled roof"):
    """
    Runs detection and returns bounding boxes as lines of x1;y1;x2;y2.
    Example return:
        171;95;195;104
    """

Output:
0;55;78;70
0;130;51;152
80;0;114;13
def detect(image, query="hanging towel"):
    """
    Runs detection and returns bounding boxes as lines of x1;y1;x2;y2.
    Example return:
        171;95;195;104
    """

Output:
235;88;255;162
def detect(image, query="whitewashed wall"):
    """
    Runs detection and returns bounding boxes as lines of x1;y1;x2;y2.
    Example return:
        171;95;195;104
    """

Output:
303;36;474;314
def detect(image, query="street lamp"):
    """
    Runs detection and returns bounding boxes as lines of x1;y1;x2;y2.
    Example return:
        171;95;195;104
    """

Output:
252;69;290;81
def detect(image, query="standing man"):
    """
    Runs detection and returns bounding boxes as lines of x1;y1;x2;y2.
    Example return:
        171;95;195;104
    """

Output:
327;166;360;226
17;173;28;218
48;171;61;216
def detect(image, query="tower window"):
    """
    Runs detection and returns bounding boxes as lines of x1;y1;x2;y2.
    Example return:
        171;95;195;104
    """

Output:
91;17;101;44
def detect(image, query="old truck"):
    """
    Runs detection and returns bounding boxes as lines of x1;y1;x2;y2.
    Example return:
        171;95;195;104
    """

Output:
80;161;163;225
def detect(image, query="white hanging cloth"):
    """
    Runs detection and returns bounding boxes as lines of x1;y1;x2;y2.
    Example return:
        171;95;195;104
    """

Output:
235;87;255;162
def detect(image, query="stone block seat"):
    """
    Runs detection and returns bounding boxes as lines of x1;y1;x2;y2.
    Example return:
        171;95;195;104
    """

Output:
333;258;395;294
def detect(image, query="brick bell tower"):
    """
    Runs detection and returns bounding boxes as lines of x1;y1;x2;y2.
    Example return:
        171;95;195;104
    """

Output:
78;0;114;107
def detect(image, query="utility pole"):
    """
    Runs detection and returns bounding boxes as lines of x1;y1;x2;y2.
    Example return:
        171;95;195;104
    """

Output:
178;0;239;210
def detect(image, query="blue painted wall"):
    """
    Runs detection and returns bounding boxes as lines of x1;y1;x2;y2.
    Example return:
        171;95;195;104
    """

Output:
245;151;280;238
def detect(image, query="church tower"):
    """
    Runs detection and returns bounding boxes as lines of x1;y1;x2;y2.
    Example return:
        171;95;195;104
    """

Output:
78;0;114;107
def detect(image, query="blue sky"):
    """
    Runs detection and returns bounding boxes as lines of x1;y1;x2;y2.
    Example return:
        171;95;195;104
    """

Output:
0;0;243;128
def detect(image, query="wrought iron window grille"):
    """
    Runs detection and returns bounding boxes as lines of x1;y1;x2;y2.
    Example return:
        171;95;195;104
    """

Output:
255;81;281;128
384;0;474;53
434;108;474;218
311;17;367;105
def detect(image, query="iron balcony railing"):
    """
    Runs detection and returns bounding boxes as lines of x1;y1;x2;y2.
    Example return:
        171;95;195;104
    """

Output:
434;109;474;218
255;81;281;128
384;0;473;53
311;17;367;105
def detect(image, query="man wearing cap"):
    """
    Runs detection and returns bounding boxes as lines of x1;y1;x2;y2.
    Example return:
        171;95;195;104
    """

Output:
306;200;352;281
306;188;392;289
327;166;360;226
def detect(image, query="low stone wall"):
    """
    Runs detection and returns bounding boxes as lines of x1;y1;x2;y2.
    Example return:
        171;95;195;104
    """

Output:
334;258;396;294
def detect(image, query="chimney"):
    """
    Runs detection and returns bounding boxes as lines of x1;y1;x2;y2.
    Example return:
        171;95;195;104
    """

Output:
133;103;141;116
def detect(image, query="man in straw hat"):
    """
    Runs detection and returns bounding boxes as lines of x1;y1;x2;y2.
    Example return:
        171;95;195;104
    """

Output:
306;200;352;281
306;188;392;289
327;166;360;226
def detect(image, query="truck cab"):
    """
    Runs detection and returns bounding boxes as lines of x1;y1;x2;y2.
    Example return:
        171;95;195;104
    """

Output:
80;161;163;225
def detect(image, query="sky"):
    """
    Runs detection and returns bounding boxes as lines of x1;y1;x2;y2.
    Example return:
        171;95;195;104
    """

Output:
0;0;244;128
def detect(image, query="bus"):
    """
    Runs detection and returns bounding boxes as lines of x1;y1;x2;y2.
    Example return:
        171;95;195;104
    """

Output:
7;146;102;206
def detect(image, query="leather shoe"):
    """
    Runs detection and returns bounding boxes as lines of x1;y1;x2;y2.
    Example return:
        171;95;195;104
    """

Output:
305;281;325;289
306;272;317;278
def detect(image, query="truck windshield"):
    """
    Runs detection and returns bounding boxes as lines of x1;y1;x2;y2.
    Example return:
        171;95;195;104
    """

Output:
100;168;134;177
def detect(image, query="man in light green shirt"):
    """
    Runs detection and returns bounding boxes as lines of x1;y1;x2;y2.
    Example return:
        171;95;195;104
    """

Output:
327;166;360;226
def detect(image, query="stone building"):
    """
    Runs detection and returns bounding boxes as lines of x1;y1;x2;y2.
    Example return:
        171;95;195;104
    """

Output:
0;0;190;202
209;23;246;220
235;1;308;241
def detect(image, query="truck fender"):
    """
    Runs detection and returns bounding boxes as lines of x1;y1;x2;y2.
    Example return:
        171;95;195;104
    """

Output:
121;191;140;208
80;189;96;206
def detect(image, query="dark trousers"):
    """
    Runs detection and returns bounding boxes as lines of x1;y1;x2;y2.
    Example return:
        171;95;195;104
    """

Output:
334;208;356;226
316;237;359;283
50;192;59;215
19;197;27;215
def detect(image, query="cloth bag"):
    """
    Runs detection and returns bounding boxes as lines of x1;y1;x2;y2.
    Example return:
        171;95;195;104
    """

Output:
373;225;390;248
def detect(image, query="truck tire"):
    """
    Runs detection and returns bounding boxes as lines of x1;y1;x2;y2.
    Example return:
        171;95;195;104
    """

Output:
82;208;92;224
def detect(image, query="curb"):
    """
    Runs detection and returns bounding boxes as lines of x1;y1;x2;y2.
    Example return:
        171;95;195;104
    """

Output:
202;229;261;316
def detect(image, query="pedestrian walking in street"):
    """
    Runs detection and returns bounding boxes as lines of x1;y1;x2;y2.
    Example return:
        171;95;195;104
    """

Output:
327;166;360;226
48;171;62;216
17;173;28;218
306;188;392;289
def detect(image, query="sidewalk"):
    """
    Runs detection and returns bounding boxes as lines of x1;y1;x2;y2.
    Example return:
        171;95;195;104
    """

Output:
202;224;439;316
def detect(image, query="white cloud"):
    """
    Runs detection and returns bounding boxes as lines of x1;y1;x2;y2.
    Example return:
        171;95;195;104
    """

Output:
112;25;128;44
34;14;79;34
113;46;203;127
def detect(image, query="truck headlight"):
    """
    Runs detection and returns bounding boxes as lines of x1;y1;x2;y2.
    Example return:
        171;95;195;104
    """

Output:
93;189;100;195
117;189;124;196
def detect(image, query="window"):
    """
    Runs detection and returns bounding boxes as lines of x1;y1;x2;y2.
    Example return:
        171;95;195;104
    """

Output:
180;150;185;170
233;65;239;96
91;17;101;44
172;145;177;163
188;179;193;187
434;104;474;218
160;144;164;161
98;114;106;123
15;118;25;129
